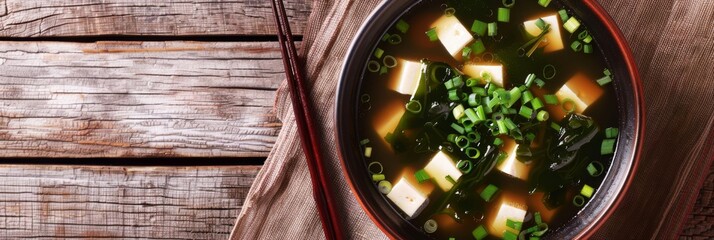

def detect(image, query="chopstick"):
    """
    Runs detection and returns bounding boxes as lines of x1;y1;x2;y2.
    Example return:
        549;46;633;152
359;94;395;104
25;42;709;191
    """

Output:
269;0;344;239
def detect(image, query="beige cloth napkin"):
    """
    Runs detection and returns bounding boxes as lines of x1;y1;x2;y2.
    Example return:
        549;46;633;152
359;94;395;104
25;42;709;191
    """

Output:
230;0;386;239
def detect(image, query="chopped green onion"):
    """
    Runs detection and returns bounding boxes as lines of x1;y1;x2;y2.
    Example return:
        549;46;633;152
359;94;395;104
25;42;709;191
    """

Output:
455;135;470;149
457;160;473;174
544;94;559;105
584;34;593;43
532;223;549;237
535;212;543;224
372;174;385;182
453;104;465;119
480;184;499;202
447;133;458;143
445;175;456;184
535;78;546;88
482;97;493;114
504;118;518;131
462;46;472;58
551;122;561;132
558;9;569;21
448;90;460;101
464;108;478;122
503;230;518;240
506;88;522;107
466;78;479;87
387;34;402;45
604;68;612;76
531;98;544;110
506;218;522;231
538;0;552;7
562;98;576;113
472;39;486;55
584;44;593;53
471;20;488;36
367;60;380;72
587;161;604;177
361;94;371;103
564;17;581;33
383;55;398;68
406;100;422;113
573;195;586;207
526;133;536;141
597;75;613;86
426;27;439;41
444;7;456;16
524;73;537;87
395;19;410;34
494;137;504;146
530;237;540;240
535;18;547;30
498;8;511;22
415;169;431;183
451;123;465;134
474;87;487;96
522;90;534;104
468;94;480;106
364;147;373;158
467;131;481;142
472;225;488;240
424;219;438;233
379;65;388;75
502;0;516;7
605;127;619;138
581;184;595;198
497;120;508;135
488;22;498;36
373;48;384;59
465;147;481;159
537;110;549;121
571;40;583;52
519;105;534;119
360;138;370;145
475;105;487;121
543;64;557;80
601;139;616;155
578;30;589;40
368;162;383;174
378;180;392;194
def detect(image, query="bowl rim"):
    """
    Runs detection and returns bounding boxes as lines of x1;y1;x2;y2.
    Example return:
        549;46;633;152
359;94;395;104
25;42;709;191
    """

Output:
334;0;645;238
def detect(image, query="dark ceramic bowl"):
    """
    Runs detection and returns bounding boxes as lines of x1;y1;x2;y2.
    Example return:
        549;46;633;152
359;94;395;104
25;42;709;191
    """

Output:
335;0;644;238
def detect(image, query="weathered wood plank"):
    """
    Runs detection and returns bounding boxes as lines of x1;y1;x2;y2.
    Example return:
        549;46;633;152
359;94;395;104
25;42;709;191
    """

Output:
0;41;287;157
0;165;258;239
0;0;311;37
682;164;714;238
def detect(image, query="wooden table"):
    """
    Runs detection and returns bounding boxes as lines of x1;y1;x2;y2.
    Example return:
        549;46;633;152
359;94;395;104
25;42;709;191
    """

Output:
0;1;709;239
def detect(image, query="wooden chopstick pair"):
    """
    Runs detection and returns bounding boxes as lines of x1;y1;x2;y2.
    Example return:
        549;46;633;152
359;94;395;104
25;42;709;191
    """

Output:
269;0;344;239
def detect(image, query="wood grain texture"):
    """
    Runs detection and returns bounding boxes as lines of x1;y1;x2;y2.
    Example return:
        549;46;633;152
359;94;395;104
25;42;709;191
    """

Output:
0;41;286;157
593;0;714;239
0;0;311;37
0;165;259;239
682;164;714;239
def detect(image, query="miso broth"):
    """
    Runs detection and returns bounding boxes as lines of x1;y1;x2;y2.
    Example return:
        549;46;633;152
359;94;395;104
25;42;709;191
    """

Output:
356;0;620;239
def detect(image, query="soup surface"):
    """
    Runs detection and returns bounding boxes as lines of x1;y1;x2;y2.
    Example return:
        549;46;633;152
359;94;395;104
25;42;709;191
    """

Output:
356;0;620;239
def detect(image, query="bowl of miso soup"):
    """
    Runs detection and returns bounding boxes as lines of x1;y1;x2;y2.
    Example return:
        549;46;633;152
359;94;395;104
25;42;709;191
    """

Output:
336;0;644;239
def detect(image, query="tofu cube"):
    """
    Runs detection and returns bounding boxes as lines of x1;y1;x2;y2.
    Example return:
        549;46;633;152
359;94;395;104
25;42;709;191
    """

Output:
462;64;505;86
496;139;531;181
423;150;463;191
548;72;605;121
488;193;528;238
389;59;423;96
523;15;565;53
386;177;429;218
431;15;474;59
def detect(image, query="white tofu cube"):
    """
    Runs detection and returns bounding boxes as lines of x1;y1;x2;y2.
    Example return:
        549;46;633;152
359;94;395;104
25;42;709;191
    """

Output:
523;15;565;53
386;177;429;218
549;72;605;121
488;194;528;238
496;139;531;181
462;64;505;86
389;59;422;96
431;15;474;59
423;150;463;191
